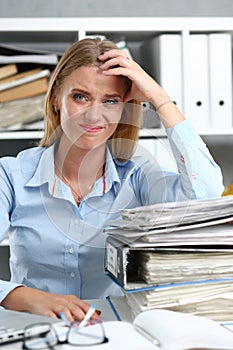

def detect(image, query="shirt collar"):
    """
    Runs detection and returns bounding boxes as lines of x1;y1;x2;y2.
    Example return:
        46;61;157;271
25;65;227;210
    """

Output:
25;144;56;192
25;144;131;197
104;147;121;192
104;147;141;196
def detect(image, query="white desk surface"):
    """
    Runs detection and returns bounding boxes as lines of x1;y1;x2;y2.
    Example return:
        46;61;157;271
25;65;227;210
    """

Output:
2;299;233;350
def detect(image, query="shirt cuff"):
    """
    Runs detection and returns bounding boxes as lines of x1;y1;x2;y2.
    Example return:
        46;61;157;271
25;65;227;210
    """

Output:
0;282;24;304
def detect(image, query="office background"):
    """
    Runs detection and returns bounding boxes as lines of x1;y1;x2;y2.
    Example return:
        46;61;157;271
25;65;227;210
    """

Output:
0;0;233;17
0;0;233;279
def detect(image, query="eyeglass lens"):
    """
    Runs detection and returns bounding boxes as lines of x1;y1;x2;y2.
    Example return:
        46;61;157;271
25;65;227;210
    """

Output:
68;322;105;345
23;321;107;349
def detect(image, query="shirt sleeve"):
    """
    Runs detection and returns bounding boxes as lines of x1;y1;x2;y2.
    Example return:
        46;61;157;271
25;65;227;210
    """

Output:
166;119;224;199
136;119;224;205
0;159;24;303
0;159;12;241
0;282;24;304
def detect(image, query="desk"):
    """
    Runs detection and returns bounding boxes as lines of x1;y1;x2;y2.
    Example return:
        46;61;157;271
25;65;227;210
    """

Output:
2;300;233;350
85;298;124;321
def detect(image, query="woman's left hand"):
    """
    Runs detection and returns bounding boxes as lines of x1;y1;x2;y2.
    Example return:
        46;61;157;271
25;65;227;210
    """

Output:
98;49;165;104
98;49;185;128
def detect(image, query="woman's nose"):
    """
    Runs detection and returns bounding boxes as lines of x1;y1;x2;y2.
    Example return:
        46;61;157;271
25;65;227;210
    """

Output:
83;104;102;123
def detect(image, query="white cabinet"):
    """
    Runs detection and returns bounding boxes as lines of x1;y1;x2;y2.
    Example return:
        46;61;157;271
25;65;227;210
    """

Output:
0;17;232;183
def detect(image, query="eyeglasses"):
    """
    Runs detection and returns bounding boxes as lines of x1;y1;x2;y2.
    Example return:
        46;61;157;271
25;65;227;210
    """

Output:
22;318;108;349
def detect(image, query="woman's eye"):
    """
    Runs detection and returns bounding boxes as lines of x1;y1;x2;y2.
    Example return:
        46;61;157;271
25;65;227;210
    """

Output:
72;93;87;102
104;99;119;105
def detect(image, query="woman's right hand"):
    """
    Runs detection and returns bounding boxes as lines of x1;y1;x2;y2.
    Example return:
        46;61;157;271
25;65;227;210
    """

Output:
1;286;98;323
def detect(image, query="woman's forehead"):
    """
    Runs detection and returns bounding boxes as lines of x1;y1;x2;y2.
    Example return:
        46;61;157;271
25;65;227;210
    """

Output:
61;66;127;96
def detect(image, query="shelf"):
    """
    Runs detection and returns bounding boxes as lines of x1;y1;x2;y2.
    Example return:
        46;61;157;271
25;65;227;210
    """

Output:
0;130;44;139
1;128;233;141
141;128;233;138
0;129;166;140
0;17;233;46
0;17;233;32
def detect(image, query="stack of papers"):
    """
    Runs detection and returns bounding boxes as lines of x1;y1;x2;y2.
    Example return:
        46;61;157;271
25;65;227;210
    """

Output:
106;195;233;244
0;94;45;130
105;196;233;322
125;280;233;322
138;247;233;284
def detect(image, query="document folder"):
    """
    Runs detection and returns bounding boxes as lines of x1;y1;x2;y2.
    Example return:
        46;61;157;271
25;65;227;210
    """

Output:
208;33;232;130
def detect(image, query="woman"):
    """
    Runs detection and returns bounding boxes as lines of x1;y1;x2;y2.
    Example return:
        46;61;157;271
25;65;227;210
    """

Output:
0;38;223;322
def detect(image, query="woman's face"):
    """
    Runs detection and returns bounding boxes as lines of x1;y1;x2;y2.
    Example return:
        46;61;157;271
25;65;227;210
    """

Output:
56;65;127;150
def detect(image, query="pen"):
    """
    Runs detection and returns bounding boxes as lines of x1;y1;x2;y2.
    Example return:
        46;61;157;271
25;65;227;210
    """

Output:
134;324;161;347
59;312;72;326
59;304;96;329
78;304;97;329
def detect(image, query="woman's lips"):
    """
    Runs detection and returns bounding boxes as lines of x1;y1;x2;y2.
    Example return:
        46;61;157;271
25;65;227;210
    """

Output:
79;124;104;133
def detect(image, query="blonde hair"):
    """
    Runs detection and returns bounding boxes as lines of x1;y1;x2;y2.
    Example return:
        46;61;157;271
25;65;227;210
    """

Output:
40;37;142;160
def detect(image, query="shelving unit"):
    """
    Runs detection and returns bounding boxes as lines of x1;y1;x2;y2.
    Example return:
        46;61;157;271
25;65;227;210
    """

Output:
0;17;233;182
1;16;233;279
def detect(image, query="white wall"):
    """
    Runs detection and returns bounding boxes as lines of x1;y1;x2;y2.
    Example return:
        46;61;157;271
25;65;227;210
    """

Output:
0;0;233;17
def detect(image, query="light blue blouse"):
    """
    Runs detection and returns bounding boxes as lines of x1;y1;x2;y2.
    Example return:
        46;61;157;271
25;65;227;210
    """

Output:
0;120;224;302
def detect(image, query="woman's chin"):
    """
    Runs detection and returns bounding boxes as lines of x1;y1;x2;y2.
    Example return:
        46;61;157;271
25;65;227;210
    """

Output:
73;138;106;151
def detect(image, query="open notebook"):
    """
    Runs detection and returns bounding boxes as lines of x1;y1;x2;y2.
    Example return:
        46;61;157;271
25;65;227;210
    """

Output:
52;308;233;350
0;308;64;345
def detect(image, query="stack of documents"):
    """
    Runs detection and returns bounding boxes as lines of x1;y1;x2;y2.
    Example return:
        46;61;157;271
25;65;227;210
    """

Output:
105;196;233;322
137;247;233;284
123;280;233;322
106;195;233;244
0;43;59;130
0;94;45;130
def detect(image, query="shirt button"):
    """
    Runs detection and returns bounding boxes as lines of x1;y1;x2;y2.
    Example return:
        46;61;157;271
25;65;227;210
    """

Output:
70;272;75;277
74;219;79;225
69;247;74;254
